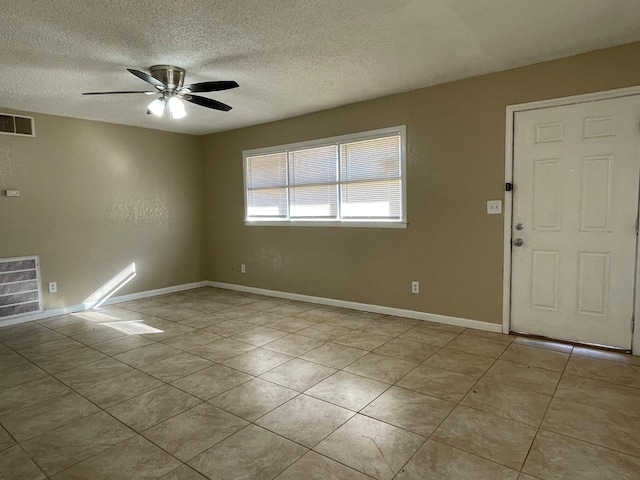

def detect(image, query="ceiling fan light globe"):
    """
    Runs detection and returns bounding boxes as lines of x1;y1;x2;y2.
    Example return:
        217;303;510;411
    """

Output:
168;96;186;119
148;98;166;117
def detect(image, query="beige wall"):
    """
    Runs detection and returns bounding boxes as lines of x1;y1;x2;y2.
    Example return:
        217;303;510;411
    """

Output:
202;42;640;324
3;42;640;322
0;112;205;310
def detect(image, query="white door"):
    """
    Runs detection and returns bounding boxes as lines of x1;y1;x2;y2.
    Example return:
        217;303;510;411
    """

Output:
511;96;640;349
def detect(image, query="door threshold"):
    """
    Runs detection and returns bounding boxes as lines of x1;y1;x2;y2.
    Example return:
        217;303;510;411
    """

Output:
511;331;631;354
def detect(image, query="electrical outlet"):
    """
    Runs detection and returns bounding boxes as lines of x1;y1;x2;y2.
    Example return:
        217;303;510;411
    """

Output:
487;200;502;214
48;282;57;293
411;281;420;294
241;264;246;274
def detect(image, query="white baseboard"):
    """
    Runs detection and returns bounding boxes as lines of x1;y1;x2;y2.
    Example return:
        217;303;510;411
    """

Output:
0;279;501;334
102;281;209;306
208;281;502;333
0;281;209;329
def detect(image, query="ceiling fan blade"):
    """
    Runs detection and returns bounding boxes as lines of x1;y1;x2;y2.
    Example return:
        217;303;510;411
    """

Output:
127;68;166;88
183;80;239;93
82;91;156;95
184;94;232;111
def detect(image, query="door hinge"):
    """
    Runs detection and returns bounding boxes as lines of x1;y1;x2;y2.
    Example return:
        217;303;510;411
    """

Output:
505;182;513;192
632;316;636;333
636;217;639;235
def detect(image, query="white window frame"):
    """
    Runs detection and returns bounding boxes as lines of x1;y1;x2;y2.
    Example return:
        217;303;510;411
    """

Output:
243;125;407;228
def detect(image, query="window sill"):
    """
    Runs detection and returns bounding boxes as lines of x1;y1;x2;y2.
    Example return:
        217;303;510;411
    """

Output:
244;220;407;229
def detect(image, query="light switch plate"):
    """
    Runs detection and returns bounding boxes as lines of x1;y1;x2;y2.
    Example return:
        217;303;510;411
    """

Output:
487;200;502;214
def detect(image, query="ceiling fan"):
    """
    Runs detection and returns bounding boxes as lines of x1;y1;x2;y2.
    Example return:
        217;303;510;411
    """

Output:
82;65;239;119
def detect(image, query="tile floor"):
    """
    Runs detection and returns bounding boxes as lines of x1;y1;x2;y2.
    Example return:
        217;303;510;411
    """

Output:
1;287;640;479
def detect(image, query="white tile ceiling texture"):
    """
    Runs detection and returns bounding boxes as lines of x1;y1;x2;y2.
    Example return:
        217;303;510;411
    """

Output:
2;0;640;135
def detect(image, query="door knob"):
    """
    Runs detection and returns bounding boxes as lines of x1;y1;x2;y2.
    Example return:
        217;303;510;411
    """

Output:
514;238;524;247
515;223;524;230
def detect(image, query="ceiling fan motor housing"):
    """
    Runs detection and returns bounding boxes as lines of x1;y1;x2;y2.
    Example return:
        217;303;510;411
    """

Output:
149;65;185;89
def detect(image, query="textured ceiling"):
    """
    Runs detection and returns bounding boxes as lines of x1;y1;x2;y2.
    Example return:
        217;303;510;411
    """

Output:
2;0;640;135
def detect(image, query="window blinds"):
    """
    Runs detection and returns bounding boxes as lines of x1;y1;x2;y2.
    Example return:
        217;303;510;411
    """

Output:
245;129;404;224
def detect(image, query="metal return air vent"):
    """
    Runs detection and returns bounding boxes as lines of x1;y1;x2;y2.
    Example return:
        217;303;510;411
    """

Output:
0;256;43;319
0;113;35;137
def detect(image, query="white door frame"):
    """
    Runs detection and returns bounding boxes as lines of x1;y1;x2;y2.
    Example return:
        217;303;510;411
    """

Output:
502;85;640;355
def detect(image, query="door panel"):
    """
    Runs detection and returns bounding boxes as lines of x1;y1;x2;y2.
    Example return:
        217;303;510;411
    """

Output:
511;96;640;349
530;250;560;311
532;159;561;230
576;252;610;316
579;155;613;231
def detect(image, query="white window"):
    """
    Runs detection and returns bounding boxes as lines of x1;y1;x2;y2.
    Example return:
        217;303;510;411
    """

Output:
243;126;406;228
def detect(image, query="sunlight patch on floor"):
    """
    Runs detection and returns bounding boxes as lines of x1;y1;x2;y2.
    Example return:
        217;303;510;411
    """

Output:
102;320;163;335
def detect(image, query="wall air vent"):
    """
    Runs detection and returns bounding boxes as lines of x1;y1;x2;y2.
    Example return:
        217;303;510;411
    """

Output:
0;113;35;137
0;256;43;319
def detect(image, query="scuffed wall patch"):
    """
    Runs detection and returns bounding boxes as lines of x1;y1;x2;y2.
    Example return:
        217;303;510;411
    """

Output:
407;143;420;167
0;144;24;180
104;189;168;230
261;248;283;271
